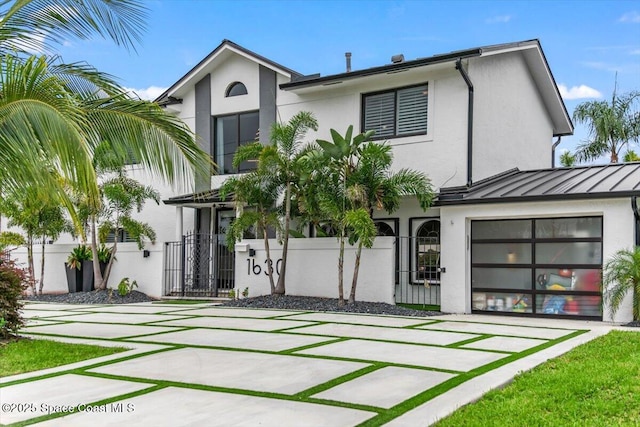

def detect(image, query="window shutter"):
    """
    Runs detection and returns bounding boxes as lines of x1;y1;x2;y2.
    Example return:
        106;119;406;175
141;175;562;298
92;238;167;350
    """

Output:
397;85;428;135
364;92;395;138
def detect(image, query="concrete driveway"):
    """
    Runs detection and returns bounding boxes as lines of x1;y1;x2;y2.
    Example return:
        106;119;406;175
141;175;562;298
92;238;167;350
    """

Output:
1;302;614;426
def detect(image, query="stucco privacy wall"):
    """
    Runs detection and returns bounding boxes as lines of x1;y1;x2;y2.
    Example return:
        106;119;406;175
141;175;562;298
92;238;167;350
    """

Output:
439;198;635;323
11;243;163;298
234;237;395;303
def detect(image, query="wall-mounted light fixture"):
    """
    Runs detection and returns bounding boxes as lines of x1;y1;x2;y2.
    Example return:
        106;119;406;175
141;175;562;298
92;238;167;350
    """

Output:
143;250;150;258
249;249;256;257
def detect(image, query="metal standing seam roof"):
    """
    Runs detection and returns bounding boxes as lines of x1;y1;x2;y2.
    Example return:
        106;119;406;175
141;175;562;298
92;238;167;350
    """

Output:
437;163;640;205
163;189;233;206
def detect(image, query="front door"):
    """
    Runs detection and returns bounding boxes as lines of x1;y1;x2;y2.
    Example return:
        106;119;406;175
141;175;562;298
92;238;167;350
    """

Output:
216;209;236;293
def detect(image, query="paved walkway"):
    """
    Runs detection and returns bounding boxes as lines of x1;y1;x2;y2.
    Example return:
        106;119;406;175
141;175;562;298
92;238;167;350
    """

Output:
1;302;616;426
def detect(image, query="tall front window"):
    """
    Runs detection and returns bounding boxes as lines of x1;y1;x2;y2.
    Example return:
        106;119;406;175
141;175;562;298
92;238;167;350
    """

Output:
362;83;428;139
215;111;259;174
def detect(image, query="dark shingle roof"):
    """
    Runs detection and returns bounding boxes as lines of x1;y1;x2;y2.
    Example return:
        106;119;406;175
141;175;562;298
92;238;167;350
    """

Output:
437;163;640;205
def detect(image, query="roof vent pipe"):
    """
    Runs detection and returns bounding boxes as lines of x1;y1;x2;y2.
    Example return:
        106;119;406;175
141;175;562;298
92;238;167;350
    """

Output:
391;54;405;64
552;136;562;168
345;52;352;72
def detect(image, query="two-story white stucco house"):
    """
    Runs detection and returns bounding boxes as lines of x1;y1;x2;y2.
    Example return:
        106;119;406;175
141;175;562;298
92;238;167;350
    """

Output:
10;39;639;322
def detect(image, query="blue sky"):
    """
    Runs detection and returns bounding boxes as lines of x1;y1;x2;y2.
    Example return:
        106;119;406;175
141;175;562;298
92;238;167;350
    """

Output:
57;0;640;162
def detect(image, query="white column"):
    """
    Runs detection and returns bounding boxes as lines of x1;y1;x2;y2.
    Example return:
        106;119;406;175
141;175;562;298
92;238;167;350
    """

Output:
175;206;183;240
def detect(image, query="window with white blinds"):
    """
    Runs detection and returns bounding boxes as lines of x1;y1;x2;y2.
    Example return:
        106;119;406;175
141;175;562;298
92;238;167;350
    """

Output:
362;84;428;139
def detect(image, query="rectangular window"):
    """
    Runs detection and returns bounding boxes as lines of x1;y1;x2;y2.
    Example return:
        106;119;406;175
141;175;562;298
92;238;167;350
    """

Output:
215;111;259;174
105;229;136;244
362;84;428;139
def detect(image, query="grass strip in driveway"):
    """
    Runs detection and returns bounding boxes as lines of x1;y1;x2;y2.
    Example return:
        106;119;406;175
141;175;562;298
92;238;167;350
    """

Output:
357;329;587;426
0;340;127;378
432;330;640;427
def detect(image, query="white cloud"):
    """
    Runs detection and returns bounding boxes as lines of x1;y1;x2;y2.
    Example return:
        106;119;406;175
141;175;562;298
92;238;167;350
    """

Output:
619;11;640;23
558;84;602;100
485;15;511;24
124;86;168;101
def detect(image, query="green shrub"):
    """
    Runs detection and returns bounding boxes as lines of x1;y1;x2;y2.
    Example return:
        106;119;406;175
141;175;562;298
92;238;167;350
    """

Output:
117;277;138;297
0;254;27;338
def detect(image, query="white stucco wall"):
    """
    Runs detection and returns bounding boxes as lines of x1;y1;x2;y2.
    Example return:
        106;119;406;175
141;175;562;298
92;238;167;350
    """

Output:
210;54;261;115
440;198;636;323
11;242;164;298
470;53;555;181
234;237;395;303
277;67;470;190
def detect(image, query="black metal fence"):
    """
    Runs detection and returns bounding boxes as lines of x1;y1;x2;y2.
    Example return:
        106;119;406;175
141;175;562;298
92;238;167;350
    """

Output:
163;232;234;297
395;236;441;307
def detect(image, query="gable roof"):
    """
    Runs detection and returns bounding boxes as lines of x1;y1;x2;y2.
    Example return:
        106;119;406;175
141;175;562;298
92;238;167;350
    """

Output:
155;39;302;104
437;162;640;205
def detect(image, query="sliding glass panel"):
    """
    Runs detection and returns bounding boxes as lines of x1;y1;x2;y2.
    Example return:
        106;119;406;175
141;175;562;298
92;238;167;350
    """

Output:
471;268;531;290
472;220;532;240
534;268;601;291
472;291;533;313
472;243;531;264
535;217;602;239
536;294;602;317
536;242;602;265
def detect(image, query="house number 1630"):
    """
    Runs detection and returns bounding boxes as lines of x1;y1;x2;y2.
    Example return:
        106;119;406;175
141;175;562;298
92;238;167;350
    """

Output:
247;258;282;276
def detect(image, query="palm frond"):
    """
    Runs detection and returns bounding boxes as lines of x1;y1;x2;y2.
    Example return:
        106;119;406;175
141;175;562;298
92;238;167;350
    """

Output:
0;0;147;54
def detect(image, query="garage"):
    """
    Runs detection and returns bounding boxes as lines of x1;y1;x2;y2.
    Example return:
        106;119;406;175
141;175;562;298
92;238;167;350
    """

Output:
470;216;602;319
438;163;640;322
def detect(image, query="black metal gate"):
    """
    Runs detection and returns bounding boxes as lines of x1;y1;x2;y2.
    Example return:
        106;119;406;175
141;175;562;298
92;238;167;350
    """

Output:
395;236;441;307
163;231;234;297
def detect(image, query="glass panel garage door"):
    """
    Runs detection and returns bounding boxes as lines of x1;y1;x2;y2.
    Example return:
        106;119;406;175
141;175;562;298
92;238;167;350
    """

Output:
471;217;602;320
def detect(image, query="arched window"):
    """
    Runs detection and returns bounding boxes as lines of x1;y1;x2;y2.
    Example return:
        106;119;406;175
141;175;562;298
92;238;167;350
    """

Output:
375;222;395;236
225;82;247;97
416;220;440;283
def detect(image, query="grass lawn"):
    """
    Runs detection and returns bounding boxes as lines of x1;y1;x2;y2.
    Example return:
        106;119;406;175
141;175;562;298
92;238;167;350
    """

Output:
435;330;640;426
0;339;127;377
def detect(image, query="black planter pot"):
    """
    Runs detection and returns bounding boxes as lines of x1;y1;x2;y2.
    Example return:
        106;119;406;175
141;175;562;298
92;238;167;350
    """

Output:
65;263;83;293
81;260;95;292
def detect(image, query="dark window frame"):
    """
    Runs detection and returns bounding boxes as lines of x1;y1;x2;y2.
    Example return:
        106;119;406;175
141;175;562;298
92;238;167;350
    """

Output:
470;216;603;320
409;217;441;285
225;81;248;97
361;82;429;140
213;110;259;174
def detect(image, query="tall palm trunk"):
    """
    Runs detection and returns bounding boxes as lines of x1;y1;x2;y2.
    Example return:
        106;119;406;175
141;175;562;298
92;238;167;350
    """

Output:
90;216;105;290
263;222;276;294
100;239;118;289
349;242;363;304
39;237;45;295
275;181;292;295
337;223;346;306
27;235;35;295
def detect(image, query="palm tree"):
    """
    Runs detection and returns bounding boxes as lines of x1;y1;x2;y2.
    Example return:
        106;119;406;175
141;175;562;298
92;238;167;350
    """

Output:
0;1;212;289
220;144;282;294
573;88;640;163
348;142;433;303
257;112;318;295
623;150;640;162
0;0;146;54
314;126;371;306
559;151;577;167
314;129;433;304
603;247;640;321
